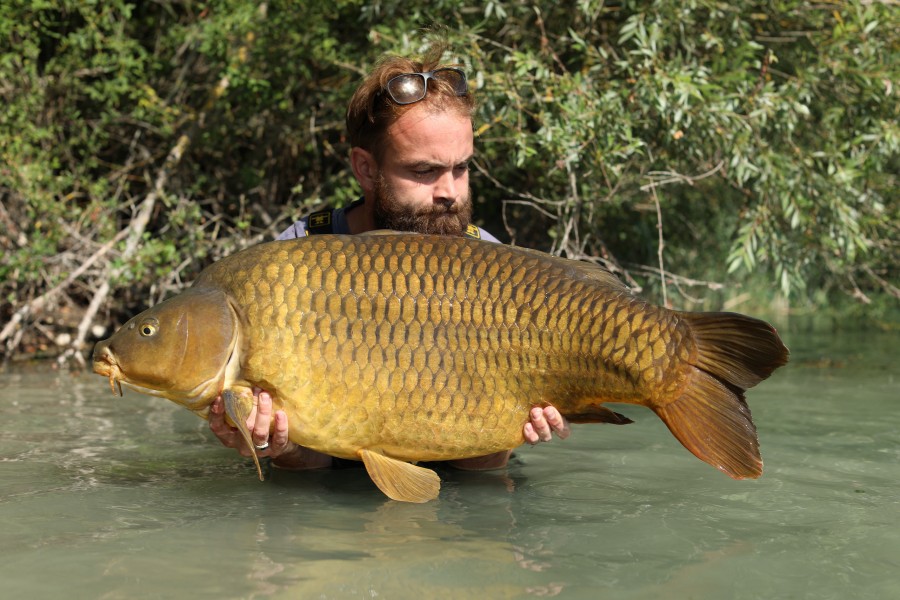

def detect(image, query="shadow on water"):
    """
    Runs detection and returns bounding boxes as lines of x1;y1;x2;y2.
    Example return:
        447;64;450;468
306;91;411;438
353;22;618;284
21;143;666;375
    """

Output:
1;323;898;599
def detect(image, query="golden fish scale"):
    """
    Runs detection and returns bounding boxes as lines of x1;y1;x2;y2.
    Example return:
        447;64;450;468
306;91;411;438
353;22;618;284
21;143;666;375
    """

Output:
197;235;693;462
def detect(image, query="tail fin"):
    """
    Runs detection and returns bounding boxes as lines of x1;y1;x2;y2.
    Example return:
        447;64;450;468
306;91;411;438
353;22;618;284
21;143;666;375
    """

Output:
682;312;789;389
655;312;789;479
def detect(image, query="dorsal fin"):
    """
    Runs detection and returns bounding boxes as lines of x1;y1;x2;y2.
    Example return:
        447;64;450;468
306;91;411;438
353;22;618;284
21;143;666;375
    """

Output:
359;229;419;237
565;259;632;291
510;245;632;292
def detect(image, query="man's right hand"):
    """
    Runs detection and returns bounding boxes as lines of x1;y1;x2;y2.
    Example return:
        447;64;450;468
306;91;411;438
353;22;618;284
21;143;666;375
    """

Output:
208;390;332;470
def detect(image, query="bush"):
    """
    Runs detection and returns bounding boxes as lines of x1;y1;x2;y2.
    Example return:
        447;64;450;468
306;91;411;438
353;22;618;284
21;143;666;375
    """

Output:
1;0;896;360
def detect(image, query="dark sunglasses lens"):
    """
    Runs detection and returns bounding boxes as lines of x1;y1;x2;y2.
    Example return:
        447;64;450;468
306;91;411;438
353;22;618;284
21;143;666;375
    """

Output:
387;74;426;105
434;69;468;95
385;70;468;105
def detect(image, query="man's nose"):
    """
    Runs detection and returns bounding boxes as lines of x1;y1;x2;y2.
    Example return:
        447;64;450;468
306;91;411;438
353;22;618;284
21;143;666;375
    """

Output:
433;171;459;202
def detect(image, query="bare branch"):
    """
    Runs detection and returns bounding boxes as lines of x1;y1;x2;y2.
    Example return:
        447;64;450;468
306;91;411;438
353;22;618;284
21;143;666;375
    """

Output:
0;227;130;347
862;265;900;300
649;185;668;308
627;263;727;291
639;161;724;192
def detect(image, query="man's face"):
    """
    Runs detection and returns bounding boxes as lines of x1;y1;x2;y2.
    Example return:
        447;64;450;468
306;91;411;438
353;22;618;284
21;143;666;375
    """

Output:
372;104;474;236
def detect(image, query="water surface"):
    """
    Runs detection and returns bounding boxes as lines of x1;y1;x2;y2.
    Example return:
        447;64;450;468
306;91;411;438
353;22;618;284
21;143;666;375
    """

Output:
1;326;897;599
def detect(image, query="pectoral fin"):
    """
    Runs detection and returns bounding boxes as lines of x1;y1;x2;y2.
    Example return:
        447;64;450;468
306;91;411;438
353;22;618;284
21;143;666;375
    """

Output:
222;388;264;481
358;449;441;503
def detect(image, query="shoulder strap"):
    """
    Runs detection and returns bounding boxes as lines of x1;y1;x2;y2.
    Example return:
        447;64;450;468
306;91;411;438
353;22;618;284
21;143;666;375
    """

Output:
305;209;334;235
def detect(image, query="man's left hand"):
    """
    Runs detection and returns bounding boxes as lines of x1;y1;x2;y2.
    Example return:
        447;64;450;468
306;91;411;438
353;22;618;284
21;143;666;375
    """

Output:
523;405;570;444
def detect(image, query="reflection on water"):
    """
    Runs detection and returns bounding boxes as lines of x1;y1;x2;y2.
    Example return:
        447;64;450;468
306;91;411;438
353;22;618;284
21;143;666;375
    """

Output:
1;326;898;599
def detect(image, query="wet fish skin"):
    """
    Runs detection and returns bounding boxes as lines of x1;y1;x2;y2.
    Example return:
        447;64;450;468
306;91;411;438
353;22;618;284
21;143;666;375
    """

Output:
93;233;789;502
195;235;680;461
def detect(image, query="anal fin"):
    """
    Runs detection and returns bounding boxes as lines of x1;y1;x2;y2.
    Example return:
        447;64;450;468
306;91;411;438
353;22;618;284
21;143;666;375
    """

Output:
222;388;264;481
565;404;634;425
359;448;441;503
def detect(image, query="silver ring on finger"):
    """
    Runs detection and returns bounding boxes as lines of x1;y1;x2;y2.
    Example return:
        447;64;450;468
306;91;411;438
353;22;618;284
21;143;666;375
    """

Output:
255;441;270;451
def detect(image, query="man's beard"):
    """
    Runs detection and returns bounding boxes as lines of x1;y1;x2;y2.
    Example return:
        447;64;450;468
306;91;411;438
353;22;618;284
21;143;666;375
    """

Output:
372;174;473;236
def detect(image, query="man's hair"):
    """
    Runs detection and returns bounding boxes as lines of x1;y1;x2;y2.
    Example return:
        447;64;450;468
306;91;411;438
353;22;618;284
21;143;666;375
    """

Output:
345;43;476;162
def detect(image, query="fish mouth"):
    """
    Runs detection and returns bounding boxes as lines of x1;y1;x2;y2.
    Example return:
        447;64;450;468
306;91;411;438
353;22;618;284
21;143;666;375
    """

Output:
92;345;124;397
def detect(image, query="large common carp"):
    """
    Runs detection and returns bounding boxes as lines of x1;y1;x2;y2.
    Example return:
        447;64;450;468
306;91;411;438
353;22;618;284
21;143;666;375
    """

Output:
93;232;789;502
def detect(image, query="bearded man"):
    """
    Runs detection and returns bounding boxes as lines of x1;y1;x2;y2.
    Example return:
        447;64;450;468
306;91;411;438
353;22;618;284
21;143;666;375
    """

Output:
209;46;570;471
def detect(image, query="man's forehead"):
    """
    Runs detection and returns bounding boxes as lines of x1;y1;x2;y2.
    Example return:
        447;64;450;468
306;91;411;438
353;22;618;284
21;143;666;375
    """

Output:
384;105;473;160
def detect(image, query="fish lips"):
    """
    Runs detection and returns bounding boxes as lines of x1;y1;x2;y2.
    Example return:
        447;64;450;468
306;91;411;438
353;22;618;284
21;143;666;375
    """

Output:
92;343;124;397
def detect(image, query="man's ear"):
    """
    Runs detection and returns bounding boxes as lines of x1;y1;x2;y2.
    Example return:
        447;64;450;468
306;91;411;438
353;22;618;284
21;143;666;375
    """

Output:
350;147;378;194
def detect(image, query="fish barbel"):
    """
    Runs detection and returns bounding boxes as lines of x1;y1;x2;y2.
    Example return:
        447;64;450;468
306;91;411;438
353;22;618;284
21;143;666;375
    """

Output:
93;232;789;502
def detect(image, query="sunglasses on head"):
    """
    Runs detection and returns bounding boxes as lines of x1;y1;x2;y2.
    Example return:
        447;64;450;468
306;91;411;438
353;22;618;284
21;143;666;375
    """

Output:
383;68;468;105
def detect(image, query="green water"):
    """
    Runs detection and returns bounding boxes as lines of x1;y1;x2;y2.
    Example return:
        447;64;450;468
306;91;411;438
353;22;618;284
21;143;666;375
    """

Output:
1;326;897;599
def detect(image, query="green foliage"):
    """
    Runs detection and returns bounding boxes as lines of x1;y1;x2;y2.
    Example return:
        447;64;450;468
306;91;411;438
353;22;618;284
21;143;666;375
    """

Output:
452;0;898;310
0;0;897;357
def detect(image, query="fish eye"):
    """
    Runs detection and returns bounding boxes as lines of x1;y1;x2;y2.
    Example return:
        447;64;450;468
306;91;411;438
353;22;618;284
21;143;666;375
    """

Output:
139;323;158;337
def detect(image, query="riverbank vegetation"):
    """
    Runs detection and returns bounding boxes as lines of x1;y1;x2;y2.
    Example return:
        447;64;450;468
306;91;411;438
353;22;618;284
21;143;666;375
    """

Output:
1;0;897;361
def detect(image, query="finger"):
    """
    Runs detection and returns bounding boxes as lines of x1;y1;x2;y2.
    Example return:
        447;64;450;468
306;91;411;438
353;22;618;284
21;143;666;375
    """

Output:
208;397;225;429
208;397;239;447
252;391;273;448
530;407;553;442
544;407;571;440
269;410;297;458
523;422;539;445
